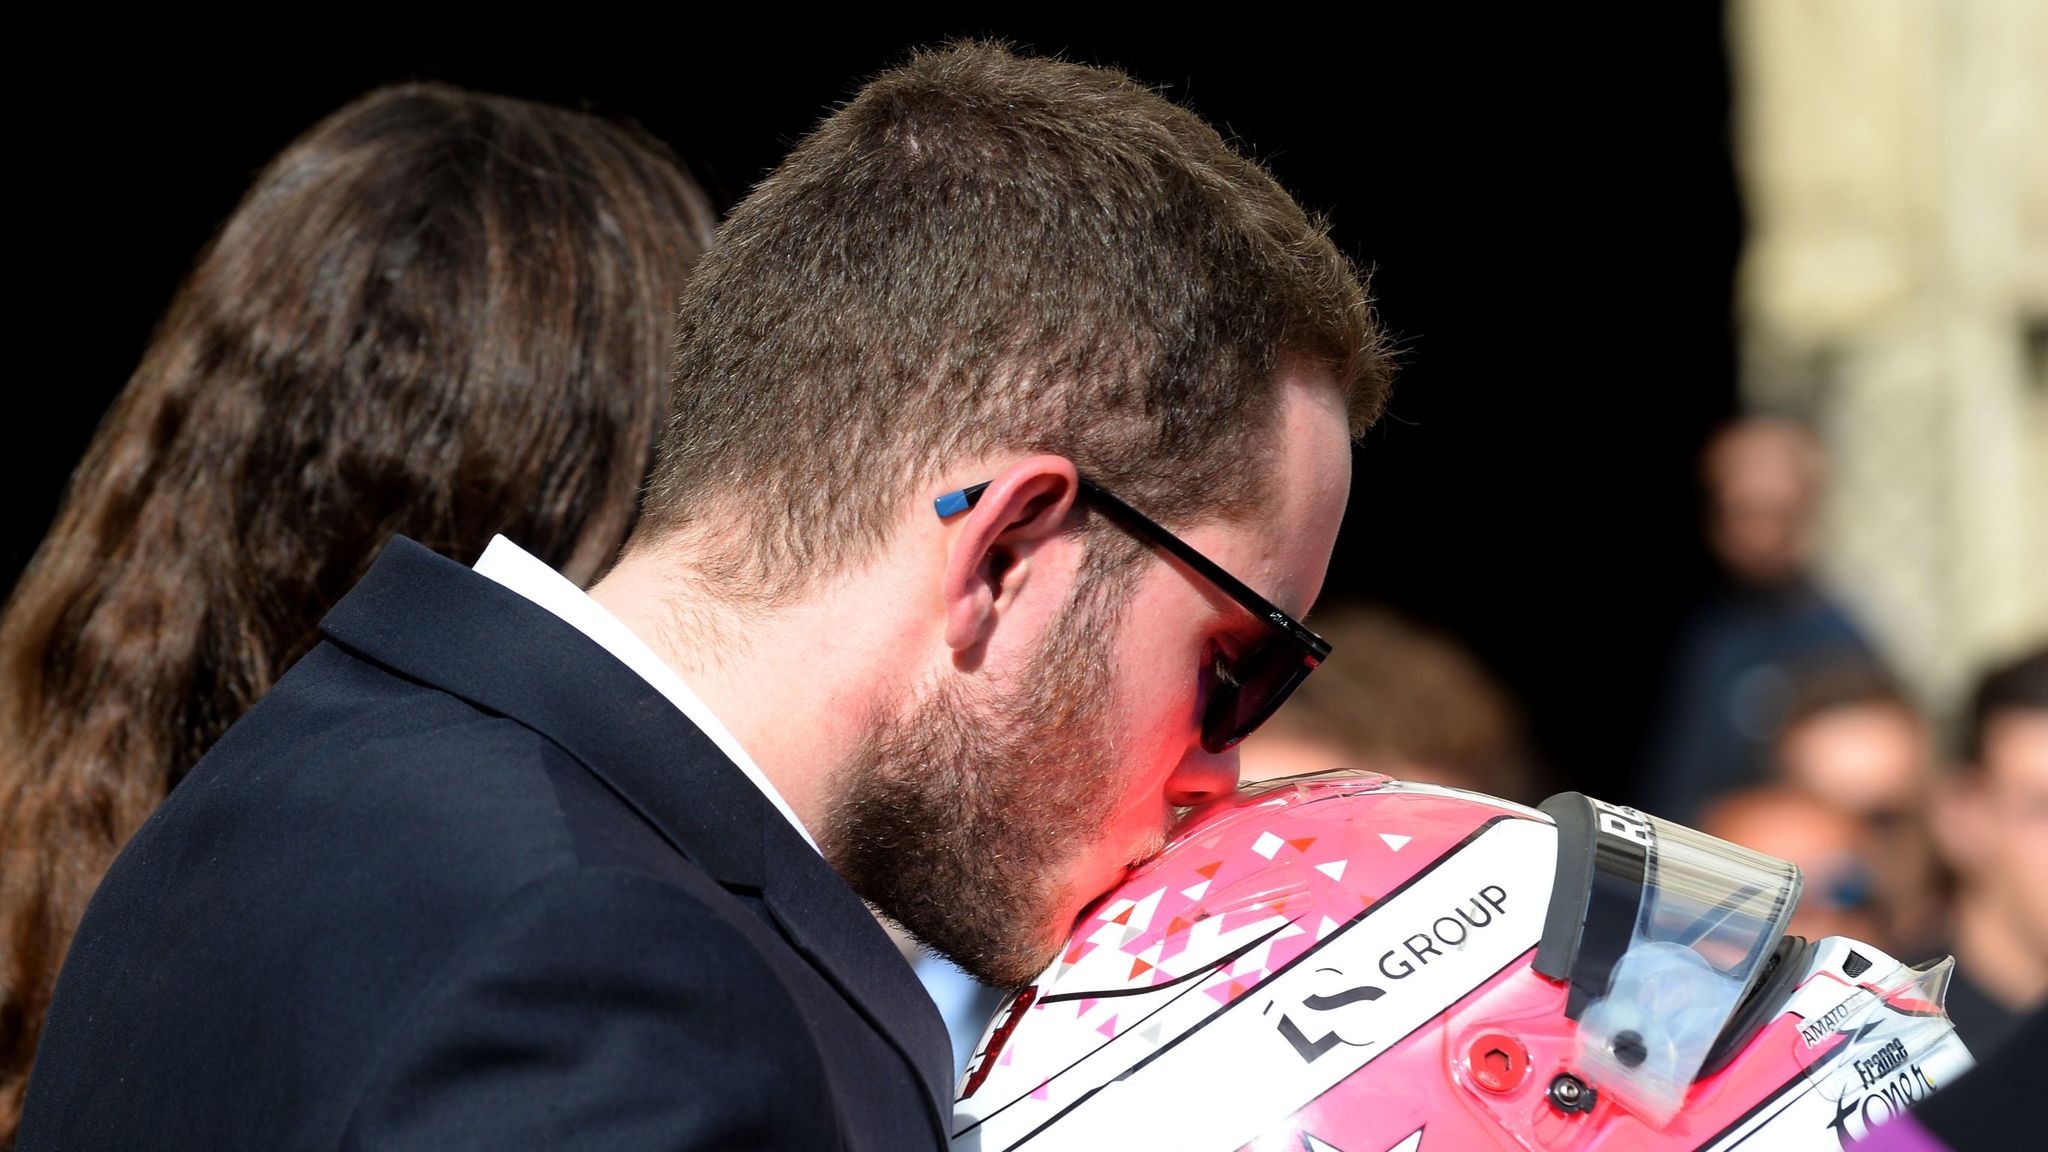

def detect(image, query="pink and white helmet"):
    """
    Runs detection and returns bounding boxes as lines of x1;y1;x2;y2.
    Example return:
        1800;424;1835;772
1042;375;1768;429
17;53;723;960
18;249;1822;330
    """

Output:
951;772;1973;1151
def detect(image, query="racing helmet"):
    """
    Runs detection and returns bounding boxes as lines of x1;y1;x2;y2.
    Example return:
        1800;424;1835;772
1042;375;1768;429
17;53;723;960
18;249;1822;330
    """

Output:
951;772;1973;1151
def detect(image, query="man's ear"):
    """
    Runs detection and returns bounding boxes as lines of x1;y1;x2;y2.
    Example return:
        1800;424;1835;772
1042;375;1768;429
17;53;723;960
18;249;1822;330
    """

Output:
940;455;1083;653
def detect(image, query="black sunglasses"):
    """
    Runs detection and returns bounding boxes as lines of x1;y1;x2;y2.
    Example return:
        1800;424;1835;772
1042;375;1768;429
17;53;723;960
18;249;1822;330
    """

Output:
935;475;1331;753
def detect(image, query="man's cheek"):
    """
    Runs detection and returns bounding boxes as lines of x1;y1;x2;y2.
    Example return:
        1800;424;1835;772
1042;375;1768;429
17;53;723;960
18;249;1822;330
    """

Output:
2007;841;2048;925
2018;841;2048;896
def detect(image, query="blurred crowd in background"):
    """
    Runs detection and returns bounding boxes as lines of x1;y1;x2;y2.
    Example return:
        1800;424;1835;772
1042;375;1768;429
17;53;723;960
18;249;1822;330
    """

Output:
1237;0;2048;1069
1218;0;2048;1072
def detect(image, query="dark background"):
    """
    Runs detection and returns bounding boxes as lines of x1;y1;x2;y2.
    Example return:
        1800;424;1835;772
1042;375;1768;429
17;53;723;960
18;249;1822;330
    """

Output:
11;11;1739;800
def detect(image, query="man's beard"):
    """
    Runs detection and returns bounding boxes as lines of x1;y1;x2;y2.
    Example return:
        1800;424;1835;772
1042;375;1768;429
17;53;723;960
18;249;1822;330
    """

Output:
822;540;1150;989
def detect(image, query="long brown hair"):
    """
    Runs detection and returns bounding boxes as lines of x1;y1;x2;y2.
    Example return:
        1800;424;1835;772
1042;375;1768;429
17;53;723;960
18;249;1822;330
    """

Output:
0;83;714;1135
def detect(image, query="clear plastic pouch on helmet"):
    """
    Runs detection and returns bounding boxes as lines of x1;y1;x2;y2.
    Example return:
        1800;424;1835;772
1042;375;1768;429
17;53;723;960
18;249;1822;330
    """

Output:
1570;811;1801;1124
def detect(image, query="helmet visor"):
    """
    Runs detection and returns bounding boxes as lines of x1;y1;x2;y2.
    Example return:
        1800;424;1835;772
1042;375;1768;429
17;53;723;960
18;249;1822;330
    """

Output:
1535;794;1802;1123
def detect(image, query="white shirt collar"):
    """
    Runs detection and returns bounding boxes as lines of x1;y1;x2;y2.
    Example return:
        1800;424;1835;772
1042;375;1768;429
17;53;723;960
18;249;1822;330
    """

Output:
472;535;820;854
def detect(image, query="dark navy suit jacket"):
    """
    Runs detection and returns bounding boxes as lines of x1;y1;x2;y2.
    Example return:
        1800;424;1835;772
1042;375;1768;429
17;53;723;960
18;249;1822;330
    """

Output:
20;538;953;1151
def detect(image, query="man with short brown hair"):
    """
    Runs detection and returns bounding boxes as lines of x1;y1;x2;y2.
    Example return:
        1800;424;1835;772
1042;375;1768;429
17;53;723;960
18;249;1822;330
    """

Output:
1932;645;2048;1060
25;43;1389;1151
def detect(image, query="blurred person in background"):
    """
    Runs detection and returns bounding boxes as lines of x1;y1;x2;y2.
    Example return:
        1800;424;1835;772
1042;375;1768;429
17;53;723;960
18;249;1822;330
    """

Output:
1236;604;1535;801
1643;418;1875;824
0;84;715;1141
1699;783;1886;945
1772;660;1946;958
1928;644;2048;1060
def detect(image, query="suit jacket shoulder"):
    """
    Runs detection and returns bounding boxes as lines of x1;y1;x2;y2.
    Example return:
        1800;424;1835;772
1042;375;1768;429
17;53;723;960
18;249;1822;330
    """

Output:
21;538;951;1152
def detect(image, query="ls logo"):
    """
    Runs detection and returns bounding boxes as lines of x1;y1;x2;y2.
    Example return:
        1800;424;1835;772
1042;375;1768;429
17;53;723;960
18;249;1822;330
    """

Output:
1267;968;1386;1063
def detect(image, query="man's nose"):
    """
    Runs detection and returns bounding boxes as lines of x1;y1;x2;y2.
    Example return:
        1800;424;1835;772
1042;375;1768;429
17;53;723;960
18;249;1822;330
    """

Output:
1164;745;1241;808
